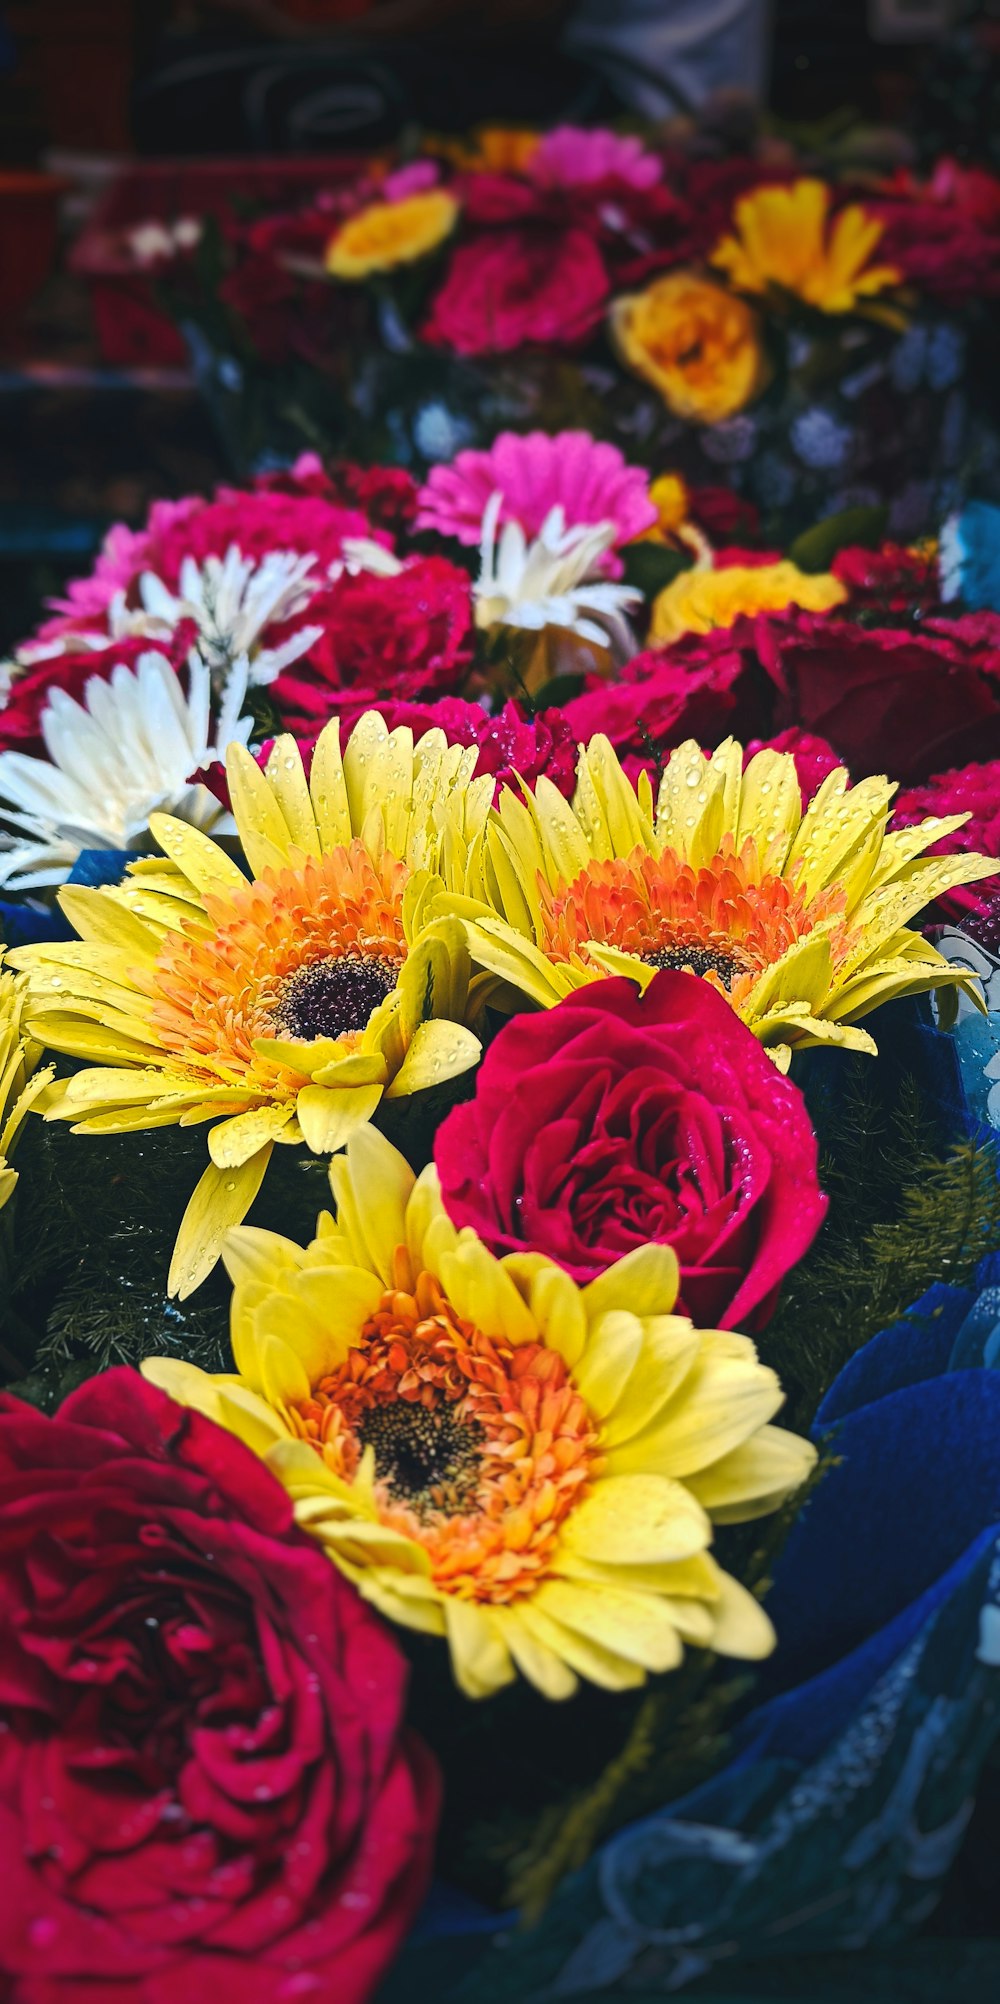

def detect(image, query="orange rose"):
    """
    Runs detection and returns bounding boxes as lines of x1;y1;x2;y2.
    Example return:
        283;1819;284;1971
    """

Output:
610;271;769;425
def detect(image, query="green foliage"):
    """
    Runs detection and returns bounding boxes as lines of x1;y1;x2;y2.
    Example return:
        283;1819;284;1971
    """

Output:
787;504;887;574
620;541;692;599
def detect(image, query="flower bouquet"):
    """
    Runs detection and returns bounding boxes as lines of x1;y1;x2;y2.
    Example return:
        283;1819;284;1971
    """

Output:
3;439;1000;1998
153;128;1000;537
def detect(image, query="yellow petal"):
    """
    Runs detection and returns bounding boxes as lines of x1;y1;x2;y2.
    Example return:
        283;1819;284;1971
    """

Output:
262;736;320;857
168;1144;273;1298
444;1599;516;1699
535;1578;683;1675
226;741;297;876
383;1018;480;1098
708;1570;776;1659
295;1081;384;1152
147;814;247;896
581;1242;680;1322
208;1103;295;1167
687;1423;817;1523
560;1473;711;1566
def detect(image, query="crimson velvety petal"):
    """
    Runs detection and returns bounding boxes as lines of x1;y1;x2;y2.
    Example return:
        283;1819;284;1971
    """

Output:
0;1372;437;2004
436;972;826;1331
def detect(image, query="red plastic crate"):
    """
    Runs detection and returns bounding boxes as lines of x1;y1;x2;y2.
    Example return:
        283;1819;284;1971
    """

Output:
69;155;366;366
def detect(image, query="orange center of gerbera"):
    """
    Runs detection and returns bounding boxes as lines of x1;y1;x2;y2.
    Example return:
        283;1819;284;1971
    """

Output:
539;836;846;1009
292;1271;600;1604
146;840;410;1088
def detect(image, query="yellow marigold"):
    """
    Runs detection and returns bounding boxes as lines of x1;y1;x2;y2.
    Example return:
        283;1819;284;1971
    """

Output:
650;559;848;643
325;188;459;280
11;716;493;1296
144;1123;815;1700
440;736;998;1068
0;958;53;1210
711;178;900;314
610;271;769;425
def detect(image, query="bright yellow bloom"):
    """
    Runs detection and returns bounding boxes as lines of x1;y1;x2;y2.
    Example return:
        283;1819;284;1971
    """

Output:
646;472;691;540
12;716;493;1296
610;271;769;425
440;736;998;1068
325;188;459;279
145;1123;815;1700
712;178;900;314
0;959;53;1210
650;559;847;643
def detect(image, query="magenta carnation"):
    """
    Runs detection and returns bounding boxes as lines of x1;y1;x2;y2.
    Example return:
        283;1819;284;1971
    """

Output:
422;227;610;355
415;429;657;575
530;125;663;192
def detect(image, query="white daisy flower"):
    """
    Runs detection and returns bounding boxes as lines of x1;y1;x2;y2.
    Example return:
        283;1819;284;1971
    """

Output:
135;545;324;688
474;494;641;656
0;651;252;890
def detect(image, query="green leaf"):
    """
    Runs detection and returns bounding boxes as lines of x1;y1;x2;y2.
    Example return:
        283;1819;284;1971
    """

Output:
788;506;888;574
620;542;692;598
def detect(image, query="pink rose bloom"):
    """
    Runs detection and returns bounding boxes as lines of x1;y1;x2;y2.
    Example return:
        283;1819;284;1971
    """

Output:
415;429;657;577
423;226;609;354
531;125;663;192
435;972;826;1332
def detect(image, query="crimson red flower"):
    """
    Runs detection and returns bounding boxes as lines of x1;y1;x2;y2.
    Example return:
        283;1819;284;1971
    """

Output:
757;608;1000;785
561;633;763;785
435;972;826;1332
272;557;473;729
830;542;940;616
422;227;609;354
0;1371;437;2004
894;758;1000;930
868;161;1000;304
346;696;579;801
251;456;419;537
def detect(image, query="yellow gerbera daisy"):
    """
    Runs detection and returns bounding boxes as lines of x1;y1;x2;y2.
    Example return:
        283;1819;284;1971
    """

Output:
0;957;54;1210
144;1123;815;1700
711;178;900;315
440;736;997;1067
11;715;493;1296
324;188;459;279
650;559;847;644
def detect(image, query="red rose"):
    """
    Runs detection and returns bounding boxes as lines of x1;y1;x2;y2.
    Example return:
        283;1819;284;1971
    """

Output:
435;972;827;1332
422;227;609;355
757;609;1000;785
0;1372;437;2004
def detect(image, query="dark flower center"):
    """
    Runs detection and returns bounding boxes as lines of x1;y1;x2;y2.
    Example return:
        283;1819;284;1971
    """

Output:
357;1402;483;1521
641;943;742;988
271;953;398;1040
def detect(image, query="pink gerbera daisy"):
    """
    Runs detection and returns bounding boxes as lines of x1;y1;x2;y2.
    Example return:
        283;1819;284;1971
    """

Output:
415;429;658;575
531;125;663;191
